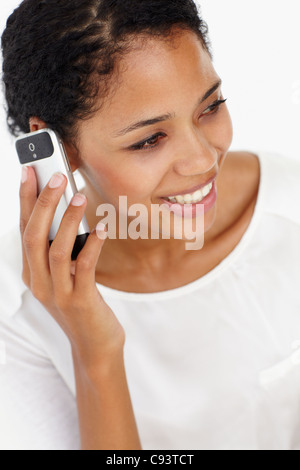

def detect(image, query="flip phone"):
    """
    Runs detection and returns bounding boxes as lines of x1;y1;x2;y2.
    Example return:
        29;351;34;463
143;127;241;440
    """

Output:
15;128;90;260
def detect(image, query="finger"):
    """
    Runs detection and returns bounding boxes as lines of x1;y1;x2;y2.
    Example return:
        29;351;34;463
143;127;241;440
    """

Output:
23;171;68;292
73;223;108;293
19;166;38;286
70;260;76;276
49;192;88;296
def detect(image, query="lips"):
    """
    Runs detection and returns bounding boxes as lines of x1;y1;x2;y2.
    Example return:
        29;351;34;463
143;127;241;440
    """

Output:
161;174;218;199
159;180;218;217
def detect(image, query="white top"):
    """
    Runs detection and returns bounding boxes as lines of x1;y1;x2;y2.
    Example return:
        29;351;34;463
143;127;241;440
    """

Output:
0;150;300;450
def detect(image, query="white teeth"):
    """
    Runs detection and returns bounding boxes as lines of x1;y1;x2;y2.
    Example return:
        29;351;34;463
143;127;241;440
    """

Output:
175;195;184;204
202;185;211;198
166;182;213;204
183;194;192;204
191;190;202;203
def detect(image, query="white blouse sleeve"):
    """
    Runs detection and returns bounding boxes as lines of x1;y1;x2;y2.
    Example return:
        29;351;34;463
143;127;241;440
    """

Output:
0;315;80;450
0;226;81;450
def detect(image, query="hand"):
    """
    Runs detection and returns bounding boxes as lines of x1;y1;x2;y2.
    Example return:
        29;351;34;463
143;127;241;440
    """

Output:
19;166;125;371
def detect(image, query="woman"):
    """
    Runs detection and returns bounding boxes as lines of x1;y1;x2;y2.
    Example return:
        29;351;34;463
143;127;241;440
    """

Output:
0;0;300;450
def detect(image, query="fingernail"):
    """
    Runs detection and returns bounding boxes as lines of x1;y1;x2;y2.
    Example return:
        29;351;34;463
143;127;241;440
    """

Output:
71;193;87;206
49;173;65;189
21;166;28;184
96;222;108;240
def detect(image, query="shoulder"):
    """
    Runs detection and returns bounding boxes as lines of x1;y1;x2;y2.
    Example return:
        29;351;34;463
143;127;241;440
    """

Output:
228;150;300;225
225;151;260;185
226;150;260;201
0;225;28;318
216;151;261;231
256;150;300;224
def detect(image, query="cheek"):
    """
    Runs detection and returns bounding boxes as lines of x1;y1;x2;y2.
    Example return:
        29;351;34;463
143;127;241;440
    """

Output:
217;108;234;149
206;108;233;152
84;156;162;204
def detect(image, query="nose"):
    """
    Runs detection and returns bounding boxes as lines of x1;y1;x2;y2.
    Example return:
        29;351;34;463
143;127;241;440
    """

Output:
172;128;218;177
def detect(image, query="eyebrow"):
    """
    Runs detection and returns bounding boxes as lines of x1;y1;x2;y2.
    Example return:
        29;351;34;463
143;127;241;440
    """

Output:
113;78;222;138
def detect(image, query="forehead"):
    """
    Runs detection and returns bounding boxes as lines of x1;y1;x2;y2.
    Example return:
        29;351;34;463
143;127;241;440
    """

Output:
90;30;216;132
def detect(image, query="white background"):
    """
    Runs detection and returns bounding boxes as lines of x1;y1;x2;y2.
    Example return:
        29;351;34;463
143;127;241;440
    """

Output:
0;0;299;236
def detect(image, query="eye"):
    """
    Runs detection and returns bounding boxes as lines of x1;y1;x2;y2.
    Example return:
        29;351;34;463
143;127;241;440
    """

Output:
201;98;227;116
129;132;166;151
128;98;228;152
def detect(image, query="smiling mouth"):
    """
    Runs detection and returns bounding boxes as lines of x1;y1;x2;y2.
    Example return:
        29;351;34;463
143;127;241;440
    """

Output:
161;176;216;205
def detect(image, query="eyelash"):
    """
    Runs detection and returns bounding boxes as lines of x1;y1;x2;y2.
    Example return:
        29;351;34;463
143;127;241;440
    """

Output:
129;98;228;152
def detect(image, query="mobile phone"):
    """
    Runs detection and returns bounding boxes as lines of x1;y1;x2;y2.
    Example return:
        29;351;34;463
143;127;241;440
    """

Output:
15;128;90;260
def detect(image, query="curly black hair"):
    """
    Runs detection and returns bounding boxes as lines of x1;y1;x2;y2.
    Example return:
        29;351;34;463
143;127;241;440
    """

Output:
1;0;212;145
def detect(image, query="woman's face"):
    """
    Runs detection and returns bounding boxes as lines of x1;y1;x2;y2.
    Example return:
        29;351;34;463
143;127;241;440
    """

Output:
71;29;233;241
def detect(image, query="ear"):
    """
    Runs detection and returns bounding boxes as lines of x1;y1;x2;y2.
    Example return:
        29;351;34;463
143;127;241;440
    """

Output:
29;116;81;173
29;116;48;132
